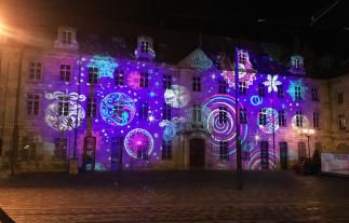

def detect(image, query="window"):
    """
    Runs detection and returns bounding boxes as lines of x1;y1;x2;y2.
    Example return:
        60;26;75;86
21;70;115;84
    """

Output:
239;108;247;124
140;72;149;88
219;141;229;161
29;62;41;81
162;141;172;160
238;51;247;64
295;86;302;100
239;81;247;95
296;111;303;127
163;103;172;120
54;138;67;160
338;114;346;130
141;41;150;53
139;103;149;120
218;80;228;94
278;110;286;127
260;141;269;170
58;96;69;116
313;112;320;128
87;97;96;118
258;84;265;97
277;84;284;98
163;74;172;89
62;30;72;44
60;64;71;82
259;109;267;125
338;92;344;105
27;94;40;115
218;106;228;124
192;104;202;122
137;148;148;160
192;77;201;92
311;88;319;101
88;67;98;84
115;70;124;86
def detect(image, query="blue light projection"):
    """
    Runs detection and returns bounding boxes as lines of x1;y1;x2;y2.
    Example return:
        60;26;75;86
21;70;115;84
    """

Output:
100;92;136;126
287;79;308;101
88;56;118;79
159;117;186;142
250;95;263;106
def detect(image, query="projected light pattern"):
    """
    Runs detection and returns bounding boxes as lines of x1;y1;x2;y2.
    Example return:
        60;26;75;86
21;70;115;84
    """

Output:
258;108;279;134
287;79;308;101
100;92;136;126
263;74;281;93
45;91;86;131
250;95;263;106
203;95;248;155
164;85;191;108
124;128;154;159
88;56;118;79
127;71;141;89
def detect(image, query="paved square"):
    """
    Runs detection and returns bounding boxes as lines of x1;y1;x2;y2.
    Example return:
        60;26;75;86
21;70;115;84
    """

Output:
0;171;349;222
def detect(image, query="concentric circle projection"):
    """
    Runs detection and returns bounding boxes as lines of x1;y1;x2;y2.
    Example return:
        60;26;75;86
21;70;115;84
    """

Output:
258;108;279;134
124;128;154;159
203;95;248;155
100;92;136;126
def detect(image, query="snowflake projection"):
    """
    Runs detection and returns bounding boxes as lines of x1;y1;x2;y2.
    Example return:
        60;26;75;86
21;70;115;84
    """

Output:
263;74;281;93
88;55;118;79
203;95;248;156
159;117;186;142
124;128;154;159
164;85;191;108
287;79;308;101
127;71;141;89
45;91;86;131
258;107;279;134
100;92;136;126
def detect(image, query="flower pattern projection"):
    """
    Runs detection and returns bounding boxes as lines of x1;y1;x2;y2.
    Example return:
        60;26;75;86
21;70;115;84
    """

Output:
164;85;191;108
263;74;281;93
88;56;118;79
100;92;136;126
203;95;248;155
45;91;86;131
258;107;279;134
287;79;308;101
124;128;154;159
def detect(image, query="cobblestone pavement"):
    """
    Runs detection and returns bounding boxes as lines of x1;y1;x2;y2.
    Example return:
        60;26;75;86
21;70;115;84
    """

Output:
0;171;349;222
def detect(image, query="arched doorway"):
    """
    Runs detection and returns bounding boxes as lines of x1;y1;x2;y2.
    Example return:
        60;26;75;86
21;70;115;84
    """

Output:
189;138;205;169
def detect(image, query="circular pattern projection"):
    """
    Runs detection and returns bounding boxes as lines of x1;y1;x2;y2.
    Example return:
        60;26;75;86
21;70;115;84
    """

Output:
164;85;191;108
159;120;176;142
100;92;136;126
258;108;279;134
250;95;263;106
124;128;154;159
203;95;248;144
45;101;85;131
127;71;141;89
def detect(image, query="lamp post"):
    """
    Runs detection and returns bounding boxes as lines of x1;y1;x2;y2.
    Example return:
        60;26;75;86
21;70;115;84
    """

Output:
299;128;316;160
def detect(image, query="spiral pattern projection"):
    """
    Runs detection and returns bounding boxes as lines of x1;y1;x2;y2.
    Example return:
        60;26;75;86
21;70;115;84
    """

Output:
204;95;248;155
100;92;136;126
124;128;154;159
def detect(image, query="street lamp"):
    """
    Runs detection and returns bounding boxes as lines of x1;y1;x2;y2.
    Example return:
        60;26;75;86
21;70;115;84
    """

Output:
298;128;316;160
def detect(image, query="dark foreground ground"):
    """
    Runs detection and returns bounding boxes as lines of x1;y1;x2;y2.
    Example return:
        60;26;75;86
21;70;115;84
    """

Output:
0;171;349;223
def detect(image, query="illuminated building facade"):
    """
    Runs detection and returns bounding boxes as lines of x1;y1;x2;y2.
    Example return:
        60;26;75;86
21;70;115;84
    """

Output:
0;26;334;171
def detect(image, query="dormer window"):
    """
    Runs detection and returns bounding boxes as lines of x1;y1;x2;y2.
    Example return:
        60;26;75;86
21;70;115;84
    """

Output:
289;55;305;75
54;26;79;50
134;36;155;60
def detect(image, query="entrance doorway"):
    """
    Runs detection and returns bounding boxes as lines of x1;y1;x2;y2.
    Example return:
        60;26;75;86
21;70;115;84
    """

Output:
189;138;205;169
279;142;288;170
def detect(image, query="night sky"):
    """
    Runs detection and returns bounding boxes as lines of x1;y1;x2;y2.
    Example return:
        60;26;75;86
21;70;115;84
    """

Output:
1;0;348;77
